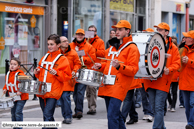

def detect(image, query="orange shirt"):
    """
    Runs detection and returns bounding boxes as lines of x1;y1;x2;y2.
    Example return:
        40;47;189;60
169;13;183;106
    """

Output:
179;45;194;91
70;38;96;69
3;69;29;100
59;46;81;91
144;37;181;93
89;35;105;63
35;50;72;100
98;36;140;101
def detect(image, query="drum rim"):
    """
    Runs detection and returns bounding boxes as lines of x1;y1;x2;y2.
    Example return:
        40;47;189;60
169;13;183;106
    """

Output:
78;69;104;75
145;32;167;79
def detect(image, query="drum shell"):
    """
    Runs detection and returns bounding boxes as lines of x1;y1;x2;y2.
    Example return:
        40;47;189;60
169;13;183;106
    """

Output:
0;98;14;109
18;80;47;95
76;69;104;87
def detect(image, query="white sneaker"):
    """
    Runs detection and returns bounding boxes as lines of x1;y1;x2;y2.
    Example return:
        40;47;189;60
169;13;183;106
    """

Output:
142;115;148;120
171;108;176;112
168;105;171;111
147;115;153;122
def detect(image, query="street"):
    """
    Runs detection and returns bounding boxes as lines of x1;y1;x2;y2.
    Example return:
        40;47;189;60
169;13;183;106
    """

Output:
0;95;187;129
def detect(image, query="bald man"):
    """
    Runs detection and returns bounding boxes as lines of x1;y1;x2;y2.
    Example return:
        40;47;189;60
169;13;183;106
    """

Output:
58;36;81;124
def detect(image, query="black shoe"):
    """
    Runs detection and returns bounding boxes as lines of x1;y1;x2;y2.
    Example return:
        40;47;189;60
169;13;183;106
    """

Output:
185;124;194;129
87;110;96;115
72;113;77;118
126;119;138;124
76;112;83;119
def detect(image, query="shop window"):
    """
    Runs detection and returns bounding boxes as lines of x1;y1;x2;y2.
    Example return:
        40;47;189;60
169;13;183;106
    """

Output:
73;0;103;39
190;19;194;31
0;12;43;74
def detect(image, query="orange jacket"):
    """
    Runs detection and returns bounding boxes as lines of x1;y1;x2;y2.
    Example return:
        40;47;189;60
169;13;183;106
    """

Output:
59;46;81;91
35;50;72;100
179;45;194;91
128;78;142;90
70;38;96;69
144;37;181;93
3;69;29;100
89;35;105;63
171;71;179;82
98;36;140;101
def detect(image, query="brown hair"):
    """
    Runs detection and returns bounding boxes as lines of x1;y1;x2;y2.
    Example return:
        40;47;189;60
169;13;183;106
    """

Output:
47;34;61;45
172;39;178;46
10;57;21;66
88;25;97;32
171;36;177;41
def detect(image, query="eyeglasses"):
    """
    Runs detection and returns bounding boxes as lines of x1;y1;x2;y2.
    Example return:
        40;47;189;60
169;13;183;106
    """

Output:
62;40;68;43
88;30;96;32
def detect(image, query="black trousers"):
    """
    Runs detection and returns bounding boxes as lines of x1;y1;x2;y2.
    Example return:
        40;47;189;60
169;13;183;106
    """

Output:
167;82;178;108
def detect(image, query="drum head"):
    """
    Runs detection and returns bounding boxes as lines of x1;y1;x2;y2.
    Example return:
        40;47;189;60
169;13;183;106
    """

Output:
146;33;166;78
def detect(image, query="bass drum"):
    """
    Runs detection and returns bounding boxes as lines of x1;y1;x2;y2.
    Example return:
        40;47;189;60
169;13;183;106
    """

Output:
132;32;166;79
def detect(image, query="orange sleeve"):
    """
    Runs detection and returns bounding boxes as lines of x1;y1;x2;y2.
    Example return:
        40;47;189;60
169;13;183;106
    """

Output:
55;56;72;82
117;44;140;76
168;45;181;74
96;40;105;58
73;52;82;72
83;45;96;64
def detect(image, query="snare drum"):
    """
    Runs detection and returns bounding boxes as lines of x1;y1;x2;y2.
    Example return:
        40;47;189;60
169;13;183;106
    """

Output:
132;32;166;79
0;98;14;109
18;80;50;95
76;69;104;87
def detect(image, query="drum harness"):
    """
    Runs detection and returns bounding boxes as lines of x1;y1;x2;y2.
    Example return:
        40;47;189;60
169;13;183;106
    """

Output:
40;53;63;92
104;41;135;85
6;71;21;101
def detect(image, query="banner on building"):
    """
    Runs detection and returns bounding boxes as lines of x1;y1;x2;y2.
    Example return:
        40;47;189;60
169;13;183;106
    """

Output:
110;0;134;12
0;2;44;15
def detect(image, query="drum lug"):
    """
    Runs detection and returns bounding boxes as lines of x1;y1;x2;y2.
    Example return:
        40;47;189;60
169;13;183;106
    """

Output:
143;42;150;44
140;66;148;68
141;54;147;56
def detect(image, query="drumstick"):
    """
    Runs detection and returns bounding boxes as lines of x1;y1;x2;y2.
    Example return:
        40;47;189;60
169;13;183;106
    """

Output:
8;94;17;98
38;65;58;76
1;93;5;98
86;52;95;64
97;57;124;63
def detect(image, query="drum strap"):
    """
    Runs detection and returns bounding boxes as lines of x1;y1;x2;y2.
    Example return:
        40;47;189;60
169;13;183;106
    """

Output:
41;53;63;82
6;71;19;93
107;41;135;75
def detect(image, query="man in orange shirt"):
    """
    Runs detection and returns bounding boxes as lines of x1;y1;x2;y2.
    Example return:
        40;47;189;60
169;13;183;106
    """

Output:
86;25;105;115
179;30;194;129
92;20;140;129
143;22;181;129
59;36;81;124
70;29;96;119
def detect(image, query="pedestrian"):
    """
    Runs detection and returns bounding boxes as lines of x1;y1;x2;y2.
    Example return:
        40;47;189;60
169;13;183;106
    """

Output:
70;29;96;119
86;25;105;115
121;79;141;125
178;30;194;129
59;36;81;124
140;83;154;122
34;34;72;129
92;20;140;129
143;22;181;129
167;36;179;112
178;36;186;108
3;58;29;129
106;29;116;49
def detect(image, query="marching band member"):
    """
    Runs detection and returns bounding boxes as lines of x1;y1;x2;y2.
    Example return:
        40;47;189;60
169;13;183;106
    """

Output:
178;30;194;129
3;58;29;129
92;20;140;129
143;22;181;129
59;36;81;124
86;25;105;115
70;29;96;119
34;34;71;127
